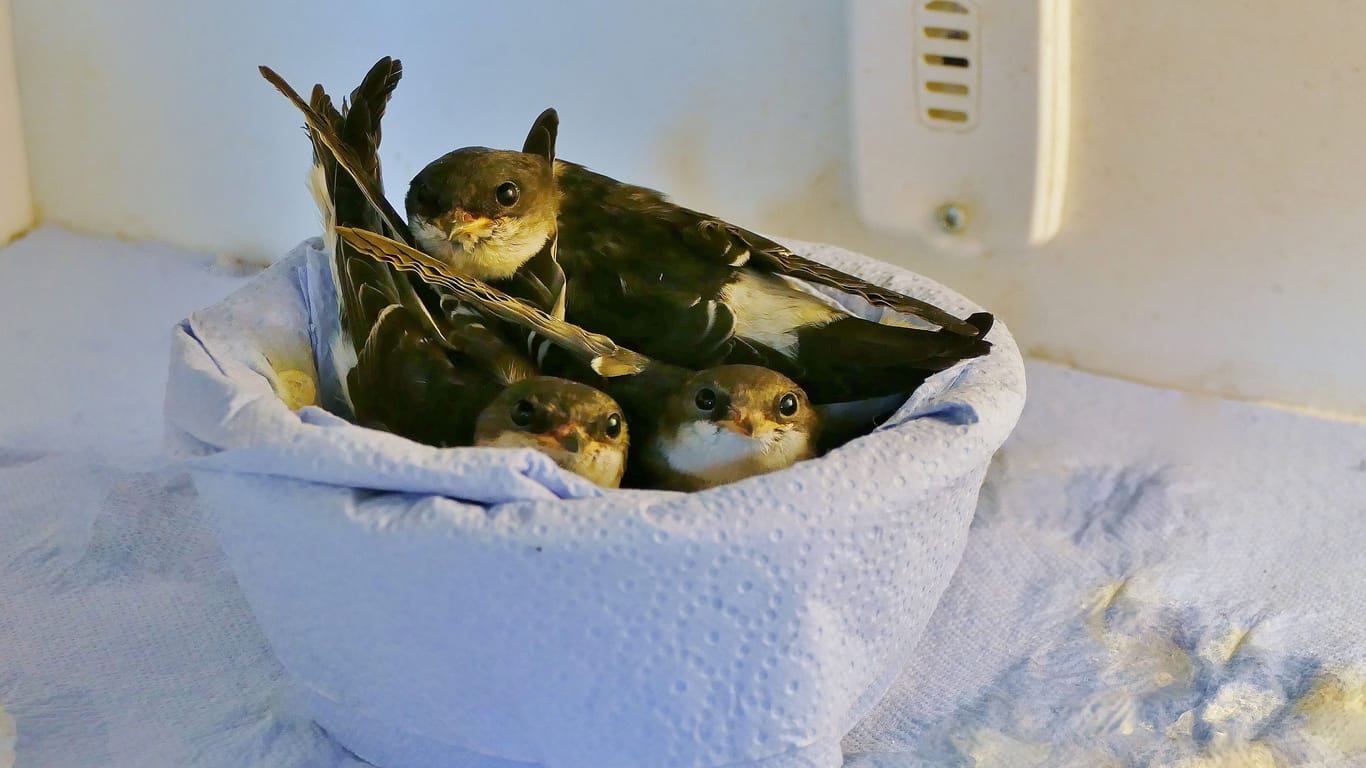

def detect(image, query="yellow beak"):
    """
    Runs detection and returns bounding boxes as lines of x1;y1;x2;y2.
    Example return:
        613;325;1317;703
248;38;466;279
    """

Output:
441;211;495;242
718;408;756;437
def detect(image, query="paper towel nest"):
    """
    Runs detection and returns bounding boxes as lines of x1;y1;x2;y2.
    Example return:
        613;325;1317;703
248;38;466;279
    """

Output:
165;238;1025;768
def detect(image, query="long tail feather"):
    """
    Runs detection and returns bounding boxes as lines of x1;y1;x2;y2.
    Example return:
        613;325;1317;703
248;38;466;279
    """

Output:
260;64;410;243
266;60;452;350
703;219;982;337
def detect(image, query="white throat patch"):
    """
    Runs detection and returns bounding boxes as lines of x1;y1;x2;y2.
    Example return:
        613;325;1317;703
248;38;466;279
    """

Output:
659;420;810;486
410;216;549;281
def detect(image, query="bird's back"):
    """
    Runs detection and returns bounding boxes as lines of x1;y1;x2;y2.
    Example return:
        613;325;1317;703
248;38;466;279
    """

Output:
550;161;994;402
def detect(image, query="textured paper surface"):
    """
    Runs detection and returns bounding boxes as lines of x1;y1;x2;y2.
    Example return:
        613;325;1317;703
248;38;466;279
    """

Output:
167;238;1025;768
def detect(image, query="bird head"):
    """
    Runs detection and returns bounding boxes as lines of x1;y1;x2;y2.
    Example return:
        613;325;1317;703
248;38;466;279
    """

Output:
406;147;558;281
656;365;817;488
475;377;629;488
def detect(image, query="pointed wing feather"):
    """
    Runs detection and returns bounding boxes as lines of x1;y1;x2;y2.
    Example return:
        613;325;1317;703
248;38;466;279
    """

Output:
266;60;451;349
515;107;568;319
337;226;649;377
260;64;410;243
307;78;395;351
692;219;983;337
521;108;559;161
341;56;402;190
554;161;981;337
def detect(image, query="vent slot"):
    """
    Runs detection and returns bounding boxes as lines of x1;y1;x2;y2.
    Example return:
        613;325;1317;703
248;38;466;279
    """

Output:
923;53;971;67
923;26;970;40
926;108;969;123
915;0;980;130
925;81;969;96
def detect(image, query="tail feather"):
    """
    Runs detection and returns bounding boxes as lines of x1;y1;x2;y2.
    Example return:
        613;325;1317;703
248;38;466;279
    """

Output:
330;60;404;348
340;56;402;198
260;63;410;242
269;57;543;445
785;313;995;403
269;58;452;353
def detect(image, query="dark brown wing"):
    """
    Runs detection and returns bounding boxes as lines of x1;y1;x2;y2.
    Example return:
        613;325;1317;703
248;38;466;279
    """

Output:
511;107;568;319
267;59;452;350
308;58;408;352
552;164;743;367
347;306;503;447
336;227;649;377
689;218;983;337
261;63;410;243
292;58;542;445
554;161;981;338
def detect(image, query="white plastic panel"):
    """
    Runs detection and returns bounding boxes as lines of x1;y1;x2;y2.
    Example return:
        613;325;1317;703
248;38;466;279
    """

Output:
0;0;33;242
849;0;1071;254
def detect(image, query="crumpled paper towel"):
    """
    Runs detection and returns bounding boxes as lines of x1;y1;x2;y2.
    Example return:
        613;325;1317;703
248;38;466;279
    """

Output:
164;238;1025;768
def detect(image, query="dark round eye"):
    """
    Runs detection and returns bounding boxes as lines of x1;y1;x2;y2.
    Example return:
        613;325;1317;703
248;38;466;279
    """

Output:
495;181;520;207
694;387;717;412
510;399;535;427
777;392;799;417
605;413;623;439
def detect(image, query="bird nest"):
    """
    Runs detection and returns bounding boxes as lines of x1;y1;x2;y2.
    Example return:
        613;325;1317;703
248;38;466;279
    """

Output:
166;237;1024;768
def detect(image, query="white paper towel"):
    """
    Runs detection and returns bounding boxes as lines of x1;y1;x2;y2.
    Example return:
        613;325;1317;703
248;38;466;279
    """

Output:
165;238;1026;768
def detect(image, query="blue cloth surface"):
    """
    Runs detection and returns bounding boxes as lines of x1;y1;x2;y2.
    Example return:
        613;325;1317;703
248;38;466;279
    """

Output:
2;228;1363;767
161;239;1023;768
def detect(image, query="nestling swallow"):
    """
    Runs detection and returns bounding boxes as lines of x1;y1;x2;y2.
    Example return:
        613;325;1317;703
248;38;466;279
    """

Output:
295;56;484;444
271;59;631;487
407;144;558;283
475;377;629;488
406;110;995;403
260;65;645;378
635;365;817;492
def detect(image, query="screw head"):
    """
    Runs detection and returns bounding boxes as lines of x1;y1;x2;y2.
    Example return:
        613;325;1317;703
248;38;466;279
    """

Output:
935;203;968;234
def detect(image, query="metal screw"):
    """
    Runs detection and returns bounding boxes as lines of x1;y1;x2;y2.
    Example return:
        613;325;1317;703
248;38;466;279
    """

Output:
935;203;968;234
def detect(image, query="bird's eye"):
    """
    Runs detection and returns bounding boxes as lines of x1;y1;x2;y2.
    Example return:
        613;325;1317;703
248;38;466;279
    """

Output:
694;388;717;412
495;181;520;207
511;399;535;427
605;413;623;439
778;392;799;417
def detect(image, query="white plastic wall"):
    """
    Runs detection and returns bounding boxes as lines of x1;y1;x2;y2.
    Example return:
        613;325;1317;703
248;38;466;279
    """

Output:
9;1;1366;418
0;0;31;242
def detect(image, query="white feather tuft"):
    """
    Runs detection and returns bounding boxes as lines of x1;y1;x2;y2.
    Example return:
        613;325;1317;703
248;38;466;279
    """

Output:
721;272;841;355
306;163;336;252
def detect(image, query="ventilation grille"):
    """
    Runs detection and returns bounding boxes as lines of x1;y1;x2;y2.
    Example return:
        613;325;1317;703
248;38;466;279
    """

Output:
915;0;980;131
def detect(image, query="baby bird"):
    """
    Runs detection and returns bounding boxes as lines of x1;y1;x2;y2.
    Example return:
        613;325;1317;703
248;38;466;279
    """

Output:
260;62;643;378
404;107;993;404
270;57;632;487
475;377;629;489
638;365;817;491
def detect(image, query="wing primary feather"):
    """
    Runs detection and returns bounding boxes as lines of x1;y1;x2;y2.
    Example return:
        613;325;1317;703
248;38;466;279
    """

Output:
710;219;981;337
268;60;455;349
336;226;648;376
260;65;411;244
